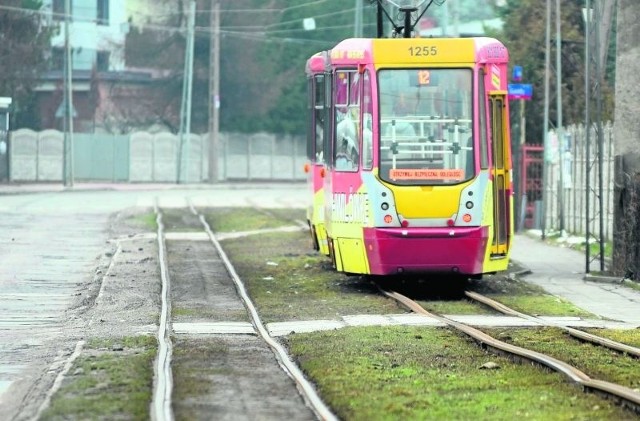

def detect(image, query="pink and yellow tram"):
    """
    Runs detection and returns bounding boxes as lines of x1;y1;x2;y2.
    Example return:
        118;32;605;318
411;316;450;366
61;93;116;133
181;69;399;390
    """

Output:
306;36;513;278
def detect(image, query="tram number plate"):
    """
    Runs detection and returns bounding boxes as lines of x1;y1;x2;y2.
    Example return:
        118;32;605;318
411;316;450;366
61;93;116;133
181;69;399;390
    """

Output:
408;46;438;57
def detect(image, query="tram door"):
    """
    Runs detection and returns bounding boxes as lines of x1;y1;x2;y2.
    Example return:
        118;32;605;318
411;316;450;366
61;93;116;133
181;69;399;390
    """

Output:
489;94;510;255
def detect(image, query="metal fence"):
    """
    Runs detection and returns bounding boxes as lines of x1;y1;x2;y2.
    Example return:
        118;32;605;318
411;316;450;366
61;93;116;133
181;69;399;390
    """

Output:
525;122;615;242
8;130;307;183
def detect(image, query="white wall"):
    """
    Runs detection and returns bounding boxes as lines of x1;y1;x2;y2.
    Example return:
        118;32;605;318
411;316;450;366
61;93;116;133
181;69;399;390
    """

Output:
44;0;128;71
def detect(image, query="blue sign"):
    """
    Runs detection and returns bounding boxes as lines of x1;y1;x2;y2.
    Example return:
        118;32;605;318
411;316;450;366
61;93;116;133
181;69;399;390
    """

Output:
508;83;532;100
512;65;523;82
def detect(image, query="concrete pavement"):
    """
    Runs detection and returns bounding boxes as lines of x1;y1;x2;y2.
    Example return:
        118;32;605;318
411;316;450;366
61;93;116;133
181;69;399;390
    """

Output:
511;233;640;327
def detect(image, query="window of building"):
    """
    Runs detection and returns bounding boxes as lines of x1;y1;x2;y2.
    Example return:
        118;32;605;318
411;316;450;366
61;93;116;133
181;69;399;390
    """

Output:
97;0;109;25
51;47;65;71
97;51;110;71
52;0;72;21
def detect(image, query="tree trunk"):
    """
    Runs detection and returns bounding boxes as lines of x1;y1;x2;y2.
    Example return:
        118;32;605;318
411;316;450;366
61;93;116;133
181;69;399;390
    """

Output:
613;0;640;281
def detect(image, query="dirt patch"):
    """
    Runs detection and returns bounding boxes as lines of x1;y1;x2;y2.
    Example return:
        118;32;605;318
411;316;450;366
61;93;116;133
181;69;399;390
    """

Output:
172;335;315;421
168;240;249;323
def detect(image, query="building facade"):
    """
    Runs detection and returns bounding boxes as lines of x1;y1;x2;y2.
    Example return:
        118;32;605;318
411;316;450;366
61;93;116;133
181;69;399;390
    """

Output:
36;0;176;133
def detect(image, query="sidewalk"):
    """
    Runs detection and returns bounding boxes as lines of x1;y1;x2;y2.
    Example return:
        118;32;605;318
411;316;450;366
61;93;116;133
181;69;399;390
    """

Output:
0;181;305;195
511;233;640;327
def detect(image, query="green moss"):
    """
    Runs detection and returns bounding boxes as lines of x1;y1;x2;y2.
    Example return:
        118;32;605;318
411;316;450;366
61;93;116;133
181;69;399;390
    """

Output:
41;337;156;420
286;326;633;420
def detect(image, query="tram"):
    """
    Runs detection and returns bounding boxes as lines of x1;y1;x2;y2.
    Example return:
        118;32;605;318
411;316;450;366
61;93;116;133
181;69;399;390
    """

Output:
305;35;514;278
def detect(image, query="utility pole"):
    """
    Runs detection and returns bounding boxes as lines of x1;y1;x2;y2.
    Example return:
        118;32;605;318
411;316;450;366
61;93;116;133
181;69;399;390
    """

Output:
584;1;606;273
584;0;592;273
541;0;551;239
177;0;196;183
355;0;363;37
451;0;460;37
208;0;220;183
556;0;565;234
595;1;605;272
64;0;74;187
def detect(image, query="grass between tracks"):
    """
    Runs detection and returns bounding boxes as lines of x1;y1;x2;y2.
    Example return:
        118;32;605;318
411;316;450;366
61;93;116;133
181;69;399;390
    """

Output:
285;327;631;420
213;207;639;419
41;336;155;420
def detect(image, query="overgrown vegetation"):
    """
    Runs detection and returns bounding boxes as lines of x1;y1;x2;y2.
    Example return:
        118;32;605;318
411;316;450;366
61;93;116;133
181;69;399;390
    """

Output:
41;336;156;420
204;207;305;233
487;327;640;389
286;326;632;420
495;0;616;144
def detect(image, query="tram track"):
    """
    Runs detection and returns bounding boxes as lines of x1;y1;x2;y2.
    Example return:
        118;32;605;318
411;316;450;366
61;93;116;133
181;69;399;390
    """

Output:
380;287;640;415
150;201;336;421
465;290;640;358
151;200;174;421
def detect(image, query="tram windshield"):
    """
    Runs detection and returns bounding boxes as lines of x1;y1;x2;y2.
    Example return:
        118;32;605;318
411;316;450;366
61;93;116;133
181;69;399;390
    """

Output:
378;68;473;185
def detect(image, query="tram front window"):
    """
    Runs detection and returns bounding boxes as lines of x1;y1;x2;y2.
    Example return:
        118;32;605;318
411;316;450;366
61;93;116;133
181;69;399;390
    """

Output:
378;68;473;185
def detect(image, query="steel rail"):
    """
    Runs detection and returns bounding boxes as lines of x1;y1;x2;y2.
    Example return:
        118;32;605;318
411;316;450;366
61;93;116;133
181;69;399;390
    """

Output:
381;288;640;414
188;201;338;421
151;201;174;421
465;291;640;358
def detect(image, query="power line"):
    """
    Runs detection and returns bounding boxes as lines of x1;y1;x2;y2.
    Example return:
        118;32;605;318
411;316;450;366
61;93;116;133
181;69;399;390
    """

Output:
212;30;334;46
264;7;357;29
258;23;375;35
278;0;332;13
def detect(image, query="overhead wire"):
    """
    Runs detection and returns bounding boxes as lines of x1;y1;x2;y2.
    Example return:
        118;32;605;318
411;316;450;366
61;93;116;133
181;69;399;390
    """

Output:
1;1;372;46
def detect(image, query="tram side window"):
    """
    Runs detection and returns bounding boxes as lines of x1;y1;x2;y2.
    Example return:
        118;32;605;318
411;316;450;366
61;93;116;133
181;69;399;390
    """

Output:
362;70;373;170
306;78;313;160
334;70;360;171
314;75;325;163
478;69;489;169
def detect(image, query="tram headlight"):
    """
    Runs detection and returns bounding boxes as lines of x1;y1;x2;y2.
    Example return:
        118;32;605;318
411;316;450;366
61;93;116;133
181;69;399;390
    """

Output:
465;201;474;209
381;202;389;210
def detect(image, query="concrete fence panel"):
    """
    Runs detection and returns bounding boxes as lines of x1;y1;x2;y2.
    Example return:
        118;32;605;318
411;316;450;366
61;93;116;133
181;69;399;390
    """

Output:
38;130;64;181
7;130;305;183
130;132;154;182
10;129;38;181
154;132;178;183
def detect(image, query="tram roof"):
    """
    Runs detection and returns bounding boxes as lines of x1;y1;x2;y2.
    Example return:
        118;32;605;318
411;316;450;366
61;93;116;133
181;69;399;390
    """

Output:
328;37;508;66
305;52;327;75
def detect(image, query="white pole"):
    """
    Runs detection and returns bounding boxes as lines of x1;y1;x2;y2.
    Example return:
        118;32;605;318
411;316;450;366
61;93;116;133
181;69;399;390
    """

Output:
177;1;196;183
184;0;196;182
355;0;363;37
64;0;74;187
209;0;220;183
541;0;551;239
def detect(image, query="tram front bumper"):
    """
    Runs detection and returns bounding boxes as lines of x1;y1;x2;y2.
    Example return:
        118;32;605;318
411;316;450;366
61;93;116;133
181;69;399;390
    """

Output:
363;226;489;276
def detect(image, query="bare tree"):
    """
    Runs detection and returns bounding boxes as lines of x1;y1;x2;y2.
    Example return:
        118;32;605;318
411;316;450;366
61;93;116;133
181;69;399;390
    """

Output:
612;0;640;281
